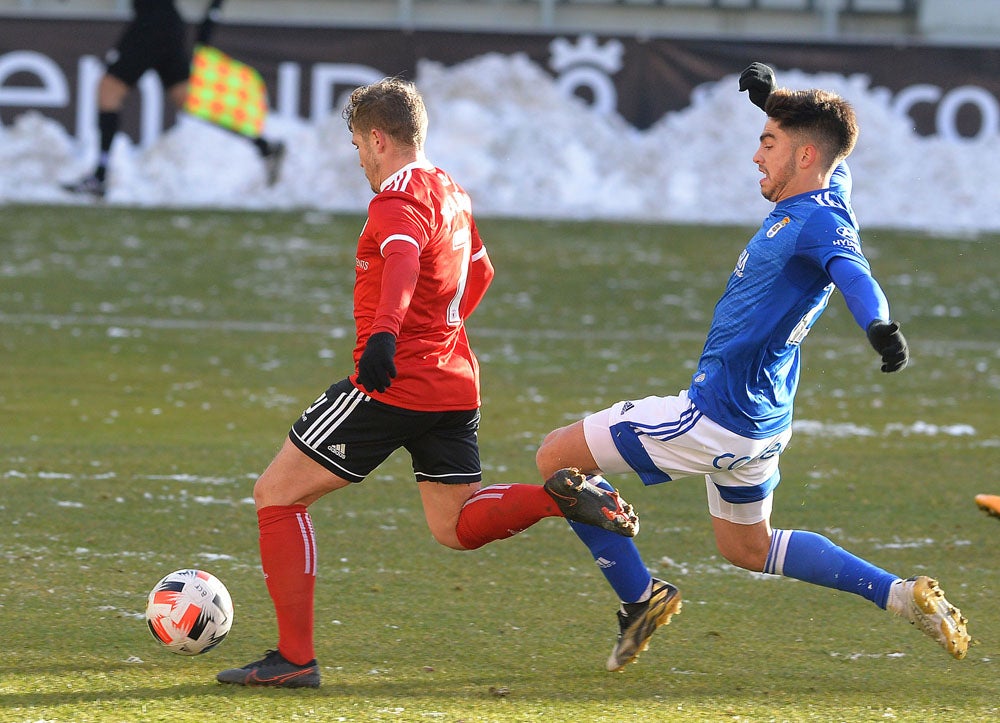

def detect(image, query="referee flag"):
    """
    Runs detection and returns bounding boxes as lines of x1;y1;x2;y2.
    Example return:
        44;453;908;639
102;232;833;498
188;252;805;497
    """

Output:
184;44;268;137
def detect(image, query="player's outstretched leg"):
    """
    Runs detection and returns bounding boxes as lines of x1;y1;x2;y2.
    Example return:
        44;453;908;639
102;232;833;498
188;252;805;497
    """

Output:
887;576;970;660
217;649;321;688
606;578;681;671
975;494;1000;519
543;468;639;537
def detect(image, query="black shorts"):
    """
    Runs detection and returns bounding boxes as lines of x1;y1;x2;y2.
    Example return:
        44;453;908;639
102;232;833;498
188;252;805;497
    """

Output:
288;378;482;484
105;13;190;88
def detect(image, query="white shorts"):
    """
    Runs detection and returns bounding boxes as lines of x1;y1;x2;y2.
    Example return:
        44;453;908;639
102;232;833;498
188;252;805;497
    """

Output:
582;390;792;525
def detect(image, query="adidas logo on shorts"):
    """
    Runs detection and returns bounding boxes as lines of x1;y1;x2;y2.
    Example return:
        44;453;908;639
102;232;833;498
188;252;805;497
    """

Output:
327;443;347;459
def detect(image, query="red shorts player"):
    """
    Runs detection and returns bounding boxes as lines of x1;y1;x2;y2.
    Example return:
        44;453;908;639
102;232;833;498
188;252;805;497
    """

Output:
216;78;639;688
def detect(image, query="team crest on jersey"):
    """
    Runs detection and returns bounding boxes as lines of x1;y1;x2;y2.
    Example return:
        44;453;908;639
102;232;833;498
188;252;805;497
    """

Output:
766;216;791;238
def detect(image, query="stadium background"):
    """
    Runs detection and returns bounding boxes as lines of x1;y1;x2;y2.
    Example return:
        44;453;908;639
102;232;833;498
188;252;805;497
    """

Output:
2;0;997;40
2;0;999;231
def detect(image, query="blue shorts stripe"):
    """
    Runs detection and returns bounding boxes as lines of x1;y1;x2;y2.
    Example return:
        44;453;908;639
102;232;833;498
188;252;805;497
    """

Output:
628;401;702;441
609;421;673;486
712;469;781;504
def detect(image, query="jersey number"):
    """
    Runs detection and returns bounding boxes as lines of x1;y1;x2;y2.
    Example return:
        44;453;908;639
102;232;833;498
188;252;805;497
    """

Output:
786;284;834;346
446;226;472;326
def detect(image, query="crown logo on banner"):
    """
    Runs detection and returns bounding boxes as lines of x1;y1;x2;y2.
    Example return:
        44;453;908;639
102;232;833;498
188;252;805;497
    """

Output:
549;34;624;74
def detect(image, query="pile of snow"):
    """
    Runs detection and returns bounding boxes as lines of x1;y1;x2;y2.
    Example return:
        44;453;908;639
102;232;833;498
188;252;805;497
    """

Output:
2;53;997;234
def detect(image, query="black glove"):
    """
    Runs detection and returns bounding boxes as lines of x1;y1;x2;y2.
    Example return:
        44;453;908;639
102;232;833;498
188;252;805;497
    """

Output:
739;62;776;112
866;320;909;373
356;331;397;393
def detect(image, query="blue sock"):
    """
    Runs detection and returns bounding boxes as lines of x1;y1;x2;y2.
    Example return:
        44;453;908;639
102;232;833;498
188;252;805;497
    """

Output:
566;476;652;603
765;529;897;608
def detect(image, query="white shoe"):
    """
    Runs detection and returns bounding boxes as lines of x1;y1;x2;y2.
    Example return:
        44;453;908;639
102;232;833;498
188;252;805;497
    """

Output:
887;576;970;659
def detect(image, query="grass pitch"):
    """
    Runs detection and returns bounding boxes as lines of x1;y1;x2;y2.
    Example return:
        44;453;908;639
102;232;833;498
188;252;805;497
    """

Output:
1;204;997;722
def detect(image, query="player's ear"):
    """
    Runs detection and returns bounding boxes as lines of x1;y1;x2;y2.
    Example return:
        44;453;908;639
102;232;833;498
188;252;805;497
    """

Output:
798;143;819;169
370;127;389;151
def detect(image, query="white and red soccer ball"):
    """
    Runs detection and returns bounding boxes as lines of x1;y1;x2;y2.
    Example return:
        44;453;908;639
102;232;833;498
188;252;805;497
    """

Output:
145;569;234;655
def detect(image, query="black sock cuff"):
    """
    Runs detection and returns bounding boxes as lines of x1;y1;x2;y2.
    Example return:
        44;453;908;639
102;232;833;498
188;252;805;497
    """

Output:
98;111;120;153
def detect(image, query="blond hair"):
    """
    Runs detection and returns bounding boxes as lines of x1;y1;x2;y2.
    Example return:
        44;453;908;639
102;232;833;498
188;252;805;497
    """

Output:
342;77;428;149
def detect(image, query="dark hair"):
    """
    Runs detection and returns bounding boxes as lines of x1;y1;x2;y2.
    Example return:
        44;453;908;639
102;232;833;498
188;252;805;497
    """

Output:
764;88;858;166
342;77;428;149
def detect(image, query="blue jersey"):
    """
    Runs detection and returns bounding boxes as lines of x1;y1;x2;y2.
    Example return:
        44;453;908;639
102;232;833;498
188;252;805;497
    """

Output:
688;164;871;438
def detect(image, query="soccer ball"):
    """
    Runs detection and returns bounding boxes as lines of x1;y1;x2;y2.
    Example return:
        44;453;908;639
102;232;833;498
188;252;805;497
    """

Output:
145;569;234;655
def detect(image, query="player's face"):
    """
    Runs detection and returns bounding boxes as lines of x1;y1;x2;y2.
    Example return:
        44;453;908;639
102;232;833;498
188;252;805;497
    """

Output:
351;128;381;193
753;119;799;203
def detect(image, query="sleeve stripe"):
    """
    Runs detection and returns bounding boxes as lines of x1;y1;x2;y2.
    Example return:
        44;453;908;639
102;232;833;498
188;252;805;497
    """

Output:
380;234;420;254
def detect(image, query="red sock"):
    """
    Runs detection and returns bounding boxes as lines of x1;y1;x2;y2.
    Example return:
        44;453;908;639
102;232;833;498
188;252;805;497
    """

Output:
258;504;317;665
455;484;563;550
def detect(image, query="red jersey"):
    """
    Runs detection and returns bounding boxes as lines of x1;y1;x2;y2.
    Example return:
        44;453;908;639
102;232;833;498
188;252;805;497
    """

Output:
350;161;493;411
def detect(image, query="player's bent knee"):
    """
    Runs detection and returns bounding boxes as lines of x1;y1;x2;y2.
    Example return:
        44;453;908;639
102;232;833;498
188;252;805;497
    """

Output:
716;540;767;572
535;442;553;477
429;526;468;551
252;476;277;509
535;426;571;478
711;516;771;572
